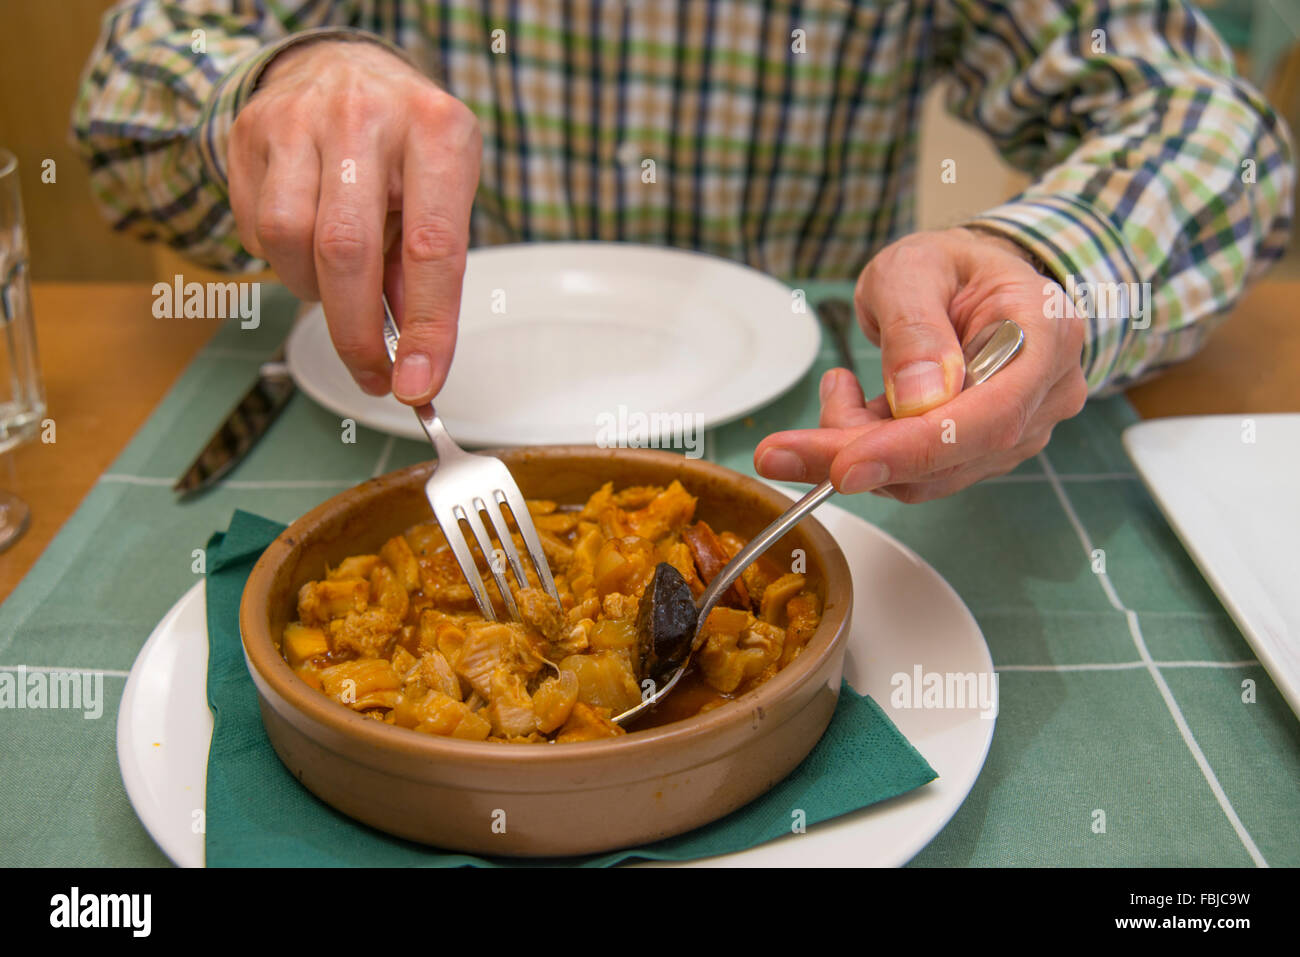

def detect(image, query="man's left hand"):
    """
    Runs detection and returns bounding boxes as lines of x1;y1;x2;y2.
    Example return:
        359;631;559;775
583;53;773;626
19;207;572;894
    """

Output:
755;227;1088;503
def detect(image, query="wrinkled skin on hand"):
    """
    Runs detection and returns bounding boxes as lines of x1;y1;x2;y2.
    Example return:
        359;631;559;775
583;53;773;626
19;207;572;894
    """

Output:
756;227;1088;503
228;39;482;405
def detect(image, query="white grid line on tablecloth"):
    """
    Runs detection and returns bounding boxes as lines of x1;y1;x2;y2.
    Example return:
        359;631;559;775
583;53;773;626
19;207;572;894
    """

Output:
370;435;397;478
97;469;1139;488
1038;451;1268;868
0;665;130;678
996;660;1260;672
99;474;360;489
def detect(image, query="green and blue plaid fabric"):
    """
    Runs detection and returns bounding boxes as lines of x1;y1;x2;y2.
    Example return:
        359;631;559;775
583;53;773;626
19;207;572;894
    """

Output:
71;0;1294;394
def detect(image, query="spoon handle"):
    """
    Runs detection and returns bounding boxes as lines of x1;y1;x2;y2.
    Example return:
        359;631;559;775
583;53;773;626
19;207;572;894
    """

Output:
691;479;835;648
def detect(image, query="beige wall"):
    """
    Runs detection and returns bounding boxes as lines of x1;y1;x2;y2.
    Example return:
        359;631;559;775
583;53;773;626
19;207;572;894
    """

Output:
0;0;156;281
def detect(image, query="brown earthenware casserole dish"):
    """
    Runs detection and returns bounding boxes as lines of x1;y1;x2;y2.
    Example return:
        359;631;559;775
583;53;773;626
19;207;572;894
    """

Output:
240;447;852;857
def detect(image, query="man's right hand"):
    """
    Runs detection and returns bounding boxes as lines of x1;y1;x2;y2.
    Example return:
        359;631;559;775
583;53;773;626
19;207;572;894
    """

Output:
228;40;482;405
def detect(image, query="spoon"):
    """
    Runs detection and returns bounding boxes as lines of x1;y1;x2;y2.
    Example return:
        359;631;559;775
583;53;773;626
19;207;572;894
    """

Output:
613;318;1026;726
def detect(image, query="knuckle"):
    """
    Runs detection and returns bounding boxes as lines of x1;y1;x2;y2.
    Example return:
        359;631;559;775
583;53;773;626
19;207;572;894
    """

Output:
403;216;465;267
256;207;312;251
334;85;378;123
992;400;1031;452
1065;374;1088;418
901;418;946;475
329;327;382;370
412;97;482;159
316;215;373;268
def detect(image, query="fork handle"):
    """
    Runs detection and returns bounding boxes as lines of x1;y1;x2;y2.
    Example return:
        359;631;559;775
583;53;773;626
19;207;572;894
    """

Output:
380;295;465;463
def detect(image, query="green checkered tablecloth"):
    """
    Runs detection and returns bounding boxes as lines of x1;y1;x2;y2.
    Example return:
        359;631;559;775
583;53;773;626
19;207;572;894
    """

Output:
1;282;1296;867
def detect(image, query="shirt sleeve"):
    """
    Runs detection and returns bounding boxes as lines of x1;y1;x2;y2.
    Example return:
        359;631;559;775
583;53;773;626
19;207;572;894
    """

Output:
938;0;1295;395
69;1;401;273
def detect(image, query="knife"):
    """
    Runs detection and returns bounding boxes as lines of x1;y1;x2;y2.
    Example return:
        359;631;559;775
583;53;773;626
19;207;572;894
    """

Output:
173;345;296;496
815;296;857;373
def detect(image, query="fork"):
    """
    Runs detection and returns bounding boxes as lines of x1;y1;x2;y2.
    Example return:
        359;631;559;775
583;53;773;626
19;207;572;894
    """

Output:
380;295;561;623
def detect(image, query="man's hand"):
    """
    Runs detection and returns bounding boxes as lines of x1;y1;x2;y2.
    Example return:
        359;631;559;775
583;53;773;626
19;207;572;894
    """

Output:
228;40;481;405
755;227;1088;502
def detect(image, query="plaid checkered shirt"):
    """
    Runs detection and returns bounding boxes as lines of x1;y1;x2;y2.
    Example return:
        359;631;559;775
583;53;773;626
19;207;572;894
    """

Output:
72;0;1294;394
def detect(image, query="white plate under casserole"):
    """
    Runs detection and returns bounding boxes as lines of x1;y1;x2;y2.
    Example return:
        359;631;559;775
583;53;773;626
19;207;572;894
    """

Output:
118;492;996;867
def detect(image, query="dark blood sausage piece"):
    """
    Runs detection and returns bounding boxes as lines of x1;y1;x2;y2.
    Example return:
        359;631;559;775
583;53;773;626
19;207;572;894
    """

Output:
636;562;698;683
681;521;751;609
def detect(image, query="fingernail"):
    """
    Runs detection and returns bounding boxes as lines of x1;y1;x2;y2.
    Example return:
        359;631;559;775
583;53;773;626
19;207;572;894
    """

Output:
819;369;837;403
841;461;890;494
757;448;806;481
890;360;946;414
394;353;432;400
357;371;389;396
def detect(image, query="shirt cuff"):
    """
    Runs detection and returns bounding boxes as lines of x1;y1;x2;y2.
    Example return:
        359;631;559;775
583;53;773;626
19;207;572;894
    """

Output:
961;194;1145;395
195;27;412;193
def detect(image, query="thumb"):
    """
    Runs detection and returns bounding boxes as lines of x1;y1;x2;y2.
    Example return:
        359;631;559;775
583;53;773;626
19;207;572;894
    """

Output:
864;257;965;418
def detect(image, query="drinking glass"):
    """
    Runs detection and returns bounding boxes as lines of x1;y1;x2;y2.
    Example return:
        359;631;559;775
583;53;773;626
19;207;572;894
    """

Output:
0;148;47;551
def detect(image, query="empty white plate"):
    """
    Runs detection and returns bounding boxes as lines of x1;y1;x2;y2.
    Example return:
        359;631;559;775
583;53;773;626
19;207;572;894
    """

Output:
1124;413;1300;718
286;242;821;446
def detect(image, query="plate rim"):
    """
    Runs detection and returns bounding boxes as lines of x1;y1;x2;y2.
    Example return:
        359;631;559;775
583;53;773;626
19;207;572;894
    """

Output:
116;578;210;869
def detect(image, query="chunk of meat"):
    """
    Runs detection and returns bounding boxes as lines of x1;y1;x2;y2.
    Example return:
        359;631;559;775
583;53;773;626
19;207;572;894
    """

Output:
600;591;637;620
328;555;381;581
327;608;402;659
403;650;462;701
394;690;491;740
759;573;806;625
533;511;579;535
390;645;417;676
516;587;565;643
486;667;537;737
454;622;540;698
657;539;706;598
697;612;786;694
404;522;447;556
611;485;662;509
369;562;409;619
567;527;605;597
380;535;421;593
532;670;579;734
622;481;697;541
560;651;642;715
297;578;368;626
282;623;328;668
319;658;402;711
592;536;656;599
417;610;468;660
556;702;626;743
682;521;750;609
780;592;822;667
550;618;592;658
418;548;477;610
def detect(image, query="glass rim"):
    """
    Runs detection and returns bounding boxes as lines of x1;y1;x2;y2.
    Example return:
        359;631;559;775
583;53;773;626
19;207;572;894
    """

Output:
0;148;15;178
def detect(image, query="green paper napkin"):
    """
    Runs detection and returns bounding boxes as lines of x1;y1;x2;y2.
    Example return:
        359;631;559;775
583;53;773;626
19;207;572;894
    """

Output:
204;509;938;866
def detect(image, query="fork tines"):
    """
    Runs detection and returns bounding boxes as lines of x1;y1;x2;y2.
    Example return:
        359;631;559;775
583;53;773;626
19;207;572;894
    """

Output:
433;484;560;624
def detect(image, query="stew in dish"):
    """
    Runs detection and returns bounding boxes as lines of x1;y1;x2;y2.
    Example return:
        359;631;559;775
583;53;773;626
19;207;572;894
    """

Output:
282;481;822;743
